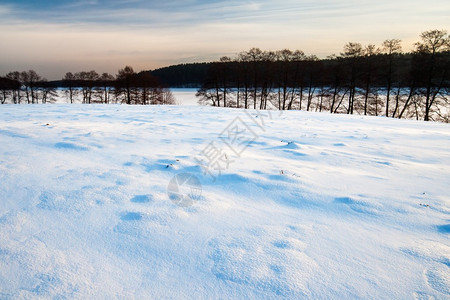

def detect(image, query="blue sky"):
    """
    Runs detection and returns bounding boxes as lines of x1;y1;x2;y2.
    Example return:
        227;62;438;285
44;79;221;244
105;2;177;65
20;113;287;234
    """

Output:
1;0;449;79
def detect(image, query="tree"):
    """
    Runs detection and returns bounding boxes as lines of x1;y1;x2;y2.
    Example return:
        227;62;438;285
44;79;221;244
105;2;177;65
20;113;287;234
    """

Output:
159;89;176;105
198;59;230;107
246;48;265;109
398;61;418;120
413;29;450;121
218;56;232;107
21;70;41;104
0;77;20;104
38;80;57;104
259;51;277;110
236;51;252;109
5;72;22;104
361;44;380;115
324;56;347;114
303;55;320;111
196;86;220;106
134;72;161;105
341;42;363;114
63;72;78;103
116;66;136;104
97;73;115;104
76;70;99;104
382;39;402;117
275;49;305;110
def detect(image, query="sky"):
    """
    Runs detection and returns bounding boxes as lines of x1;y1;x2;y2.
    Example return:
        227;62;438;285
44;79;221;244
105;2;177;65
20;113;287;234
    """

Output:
0;0;449;80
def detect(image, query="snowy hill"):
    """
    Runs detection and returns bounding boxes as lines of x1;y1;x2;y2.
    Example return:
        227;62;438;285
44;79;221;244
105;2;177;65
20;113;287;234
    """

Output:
0;103;449;299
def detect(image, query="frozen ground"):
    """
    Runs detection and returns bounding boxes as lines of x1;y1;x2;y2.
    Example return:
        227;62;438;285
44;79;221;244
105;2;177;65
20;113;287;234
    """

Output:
0;99;449;299
171;88;199;105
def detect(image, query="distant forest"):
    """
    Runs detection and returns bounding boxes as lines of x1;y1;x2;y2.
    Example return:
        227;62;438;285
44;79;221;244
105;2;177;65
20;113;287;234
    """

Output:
150;63;209;88
1;29;449;121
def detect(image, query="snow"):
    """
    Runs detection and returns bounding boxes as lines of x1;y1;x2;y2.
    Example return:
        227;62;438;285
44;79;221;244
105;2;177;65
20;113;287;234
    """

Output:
171;88;199;106
0;95;449;298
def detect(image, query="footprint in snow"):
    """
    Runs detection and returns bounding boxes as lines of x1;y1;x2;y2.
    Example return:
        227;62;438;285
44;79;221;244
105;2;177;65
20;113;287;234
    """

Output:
130;195;152;203
120;212;142;221
269;264;284;275
273;240;291;249
437;224;450;234
425;267;450;295
334;196;380;215
54;142;88;151
413;291;436;300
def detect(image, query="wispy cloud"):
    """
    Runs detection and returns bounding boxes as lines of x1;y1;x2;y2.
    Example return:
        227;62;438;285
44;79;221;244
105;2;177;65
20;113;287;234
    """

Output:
0;0;449;79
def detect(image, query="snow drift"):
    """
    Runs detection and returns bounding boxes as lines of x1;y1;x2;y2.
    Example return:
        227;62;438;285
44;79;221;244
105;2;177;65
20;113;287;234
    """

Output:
0;102;449;299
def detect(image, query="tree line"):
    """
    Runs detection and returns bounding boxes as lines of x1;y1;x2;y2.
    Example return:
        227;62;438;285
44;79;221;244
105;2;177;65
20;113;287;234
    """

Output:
0;66;175;105
196;29;450;122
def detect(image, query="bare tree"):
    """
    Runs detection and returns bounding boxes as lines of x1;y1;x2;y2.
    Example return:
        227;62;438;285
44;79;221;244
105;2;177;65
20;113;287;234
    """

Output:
196;87;220;106
63;72;78;103
39;80;57;104
75;71;99;103
275;49;305;110
341;42;363;114
5;72;22;104
164;89;176;105
236;51;251;109
116;66;136;104
362;44;380;115
414;29;450;121
75;71;88;103
0;77;20;103
218;56;233;107
21;70;41;104
382;39;402;117
97;73;115;103
246;48;265;109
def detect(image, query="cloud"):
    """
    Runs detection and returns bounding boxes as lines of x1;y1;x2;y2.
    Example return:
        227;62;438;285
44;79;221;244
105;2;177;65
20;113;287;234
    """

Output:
0;0;449;79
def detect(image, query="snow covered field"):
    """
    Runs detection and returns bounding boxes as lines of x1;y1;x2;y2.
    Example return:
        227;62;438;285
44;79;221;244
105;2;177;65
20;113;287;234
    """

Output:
0;95;449;298
171;88;199;106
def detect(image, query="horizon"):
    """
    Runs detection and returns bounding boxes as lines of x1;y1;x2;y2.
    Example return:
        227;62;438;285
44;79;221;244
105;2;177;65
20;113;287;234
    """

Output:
1;0;449;80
